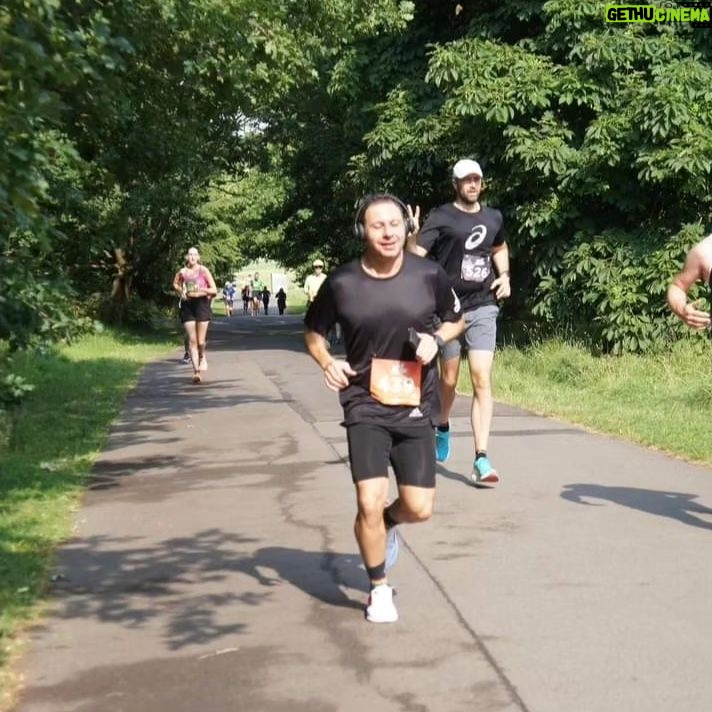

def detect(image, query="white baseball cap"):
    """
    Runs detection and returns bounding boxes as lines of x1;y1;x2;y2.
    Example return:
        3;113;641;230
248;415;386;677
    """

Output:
452;159;483;179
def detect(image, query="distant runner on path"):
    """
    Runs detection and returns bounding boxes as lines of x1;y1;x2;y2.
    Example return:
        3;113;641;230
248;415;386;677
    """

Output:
173;247;217;384
304;258;327;305
304;193;463;624
251;272;266;317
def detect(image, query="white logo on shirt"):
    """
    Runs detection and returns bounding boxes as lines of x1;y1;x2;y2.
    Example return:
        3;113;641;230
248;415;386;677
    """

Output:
464;225;487;250
451;290;461;313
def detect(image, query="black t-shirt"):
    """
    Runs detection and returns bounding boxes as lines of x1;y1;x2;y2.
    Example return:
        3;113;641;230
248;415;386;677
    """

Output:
417;203;505;312
304;253;460;427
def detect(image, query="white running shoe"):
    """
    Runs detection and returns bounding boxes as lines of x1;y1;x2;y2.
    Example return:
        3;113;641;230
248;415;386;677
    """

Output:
385;527;400;571
365;584;398;623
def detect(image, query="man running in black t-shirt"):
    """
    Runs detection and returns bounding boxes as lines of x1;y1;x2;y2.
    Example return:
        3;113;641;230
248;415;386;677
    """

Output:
409;159;510;487
304;193;463;623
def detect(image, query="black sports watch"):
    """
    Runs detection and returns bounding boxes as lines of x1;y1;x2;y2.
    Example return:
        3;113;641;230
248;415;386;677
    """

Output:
434;334;445;349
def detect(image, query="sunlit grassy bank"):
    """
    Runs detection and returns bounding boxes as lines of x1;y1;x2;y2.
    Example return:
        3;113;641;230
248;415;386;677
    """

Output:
0;330;173;710
457;337;712;466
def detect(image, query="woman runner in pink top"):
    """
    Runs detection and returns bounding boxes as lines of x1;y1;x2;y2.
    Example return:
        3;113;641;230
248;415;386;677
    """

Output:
173;247;217;383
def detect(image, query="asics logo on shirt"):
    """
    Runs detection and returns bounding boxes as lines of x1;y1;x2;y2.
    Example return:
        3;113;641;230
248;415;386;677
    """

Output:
464;225;487;250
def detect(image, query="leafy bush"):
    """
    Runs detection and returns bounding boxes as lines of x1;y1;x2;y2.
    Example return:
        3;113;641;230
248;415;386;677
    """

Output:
532;224;706;353
98;295;160;330
343;1;712;353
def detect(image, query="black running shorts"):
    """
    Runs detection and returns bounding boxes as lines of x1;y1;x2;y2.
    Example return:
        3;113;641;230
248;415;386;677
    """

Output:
346;422;436;488
180;297;212;323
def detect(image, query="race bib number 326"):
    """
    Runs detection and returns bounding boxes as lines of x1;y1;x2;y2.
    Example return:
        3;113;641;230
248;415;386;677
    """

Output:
461;254;490;282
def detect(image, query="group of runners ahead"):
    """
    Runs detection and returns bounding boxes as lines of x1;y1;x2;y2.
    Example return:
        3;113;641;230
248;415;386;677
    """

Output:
304;158;511;623
172;157;709;624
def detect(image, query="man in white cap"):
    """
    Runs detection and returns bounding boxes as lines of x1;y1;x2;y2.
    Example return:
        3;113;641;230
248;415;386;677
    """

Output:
408;158;510;487
304;258;327;305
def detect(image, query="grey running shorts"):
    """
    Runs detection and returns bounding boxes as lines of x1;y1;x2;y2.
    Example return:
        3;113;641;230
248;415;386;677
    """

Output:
440;304;499;360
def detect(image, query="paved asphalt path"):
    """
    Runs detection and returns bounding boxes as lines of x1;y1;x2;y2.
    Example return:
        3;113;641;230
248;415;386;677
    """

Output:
12;313;712;712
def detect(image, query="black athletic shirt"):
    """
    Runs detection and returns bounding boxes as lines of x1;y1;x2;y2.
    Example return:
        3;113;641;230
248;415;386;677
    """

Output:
417;203;505;312
304;252;460;427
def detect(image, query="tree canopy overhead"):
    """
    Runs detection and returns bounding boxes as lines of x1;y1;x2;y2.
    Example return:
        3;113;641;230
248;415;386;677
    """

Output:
2;0;712;391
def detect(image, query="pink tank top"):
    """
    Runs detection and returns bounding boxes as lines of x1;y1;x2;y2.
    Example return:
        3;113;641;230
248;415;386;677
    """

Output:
181;266;209;290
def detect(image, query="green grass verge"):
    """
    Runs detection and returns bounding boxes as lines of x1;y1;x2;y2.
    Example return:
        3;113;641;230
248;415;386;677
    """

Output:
457;336;712;466
0;329;173;710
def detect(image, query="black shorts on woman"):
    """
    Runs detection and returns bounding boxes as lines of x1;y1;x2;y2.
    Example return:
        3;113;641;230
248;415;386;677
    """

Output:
180;296;212;323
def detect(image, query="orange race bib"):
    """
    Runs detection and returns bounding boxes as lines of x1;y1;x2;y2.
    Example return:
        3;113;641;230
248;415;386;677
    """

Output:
369;358;422;407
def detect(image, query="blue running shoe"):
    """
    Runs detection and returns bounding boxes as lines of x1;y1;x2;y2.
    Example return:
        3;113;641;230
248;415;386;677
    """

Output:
385;527;400;570
435;428;451;462
472;456;500;488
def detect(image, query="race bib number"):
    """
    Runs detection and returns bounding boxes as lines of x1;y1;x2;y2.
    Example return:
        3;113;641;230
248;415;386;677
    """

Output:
369;358;422;406
461;254;490;283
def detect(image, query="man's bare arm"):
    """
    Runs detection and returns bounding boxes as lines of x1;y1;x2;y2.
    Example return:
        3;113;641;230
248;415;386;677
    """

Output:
436;316;465;344
304;329;333;371
491;243;511;300
667;246;710;329
304;329;356;390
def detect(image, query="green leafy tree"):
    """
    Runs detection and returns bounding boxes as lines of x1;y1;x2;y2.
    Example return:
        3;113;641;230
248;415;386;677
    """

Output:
345;0;712;351
7;0;710;367
0;1;98;409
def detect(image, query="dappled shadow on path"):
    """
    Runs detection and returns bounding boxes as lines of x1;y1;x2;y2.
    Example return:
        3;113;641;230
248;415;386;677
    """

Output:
561;484;712;530
99;363;285;452
20;534;365;712
45;529;365;652
86;438;331;505
233;546;367;610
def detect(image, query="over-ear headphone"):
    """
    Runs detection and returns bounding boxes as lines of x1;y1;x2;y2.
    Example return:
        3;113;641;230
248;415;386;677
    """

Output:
352;193;416;240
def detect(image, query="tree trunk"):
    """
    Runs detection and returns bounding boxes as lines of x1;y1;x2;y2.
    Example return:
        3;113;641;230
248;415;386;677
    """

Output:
109;223;135;324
